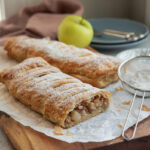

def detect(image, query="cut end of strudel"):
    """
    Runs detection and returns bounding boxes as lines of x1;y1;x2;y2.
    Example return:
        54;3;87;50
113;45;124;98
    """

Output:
4;37;120;88
0;57;110;128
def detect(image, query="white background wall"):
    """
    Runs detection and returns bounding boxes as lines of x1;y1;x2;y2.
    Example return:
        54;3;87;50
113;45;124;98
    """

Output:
4;0;41;18
145;0;150;27
2;0;149;27
4;0;130;18
79;0;129;19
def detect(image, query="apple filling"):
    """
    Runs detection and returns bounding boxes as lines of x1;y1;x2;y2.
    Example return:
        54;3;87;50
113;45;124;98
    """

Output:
64;95;108;128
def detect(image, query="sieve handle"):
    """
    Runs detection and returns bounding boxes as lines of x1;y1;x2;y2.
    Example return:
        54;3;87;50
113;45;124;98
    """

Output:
122;91;145;141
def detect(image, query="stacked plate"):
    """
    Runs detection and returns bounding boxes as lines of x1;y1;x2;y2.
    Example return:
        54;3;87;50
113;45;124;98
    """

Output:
89;18;149;50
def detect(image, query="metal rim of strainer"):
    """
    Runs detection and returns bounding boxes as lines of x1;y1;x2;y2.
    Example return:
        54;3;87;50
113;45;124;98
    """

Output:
118;56;150;93
118;56;150;141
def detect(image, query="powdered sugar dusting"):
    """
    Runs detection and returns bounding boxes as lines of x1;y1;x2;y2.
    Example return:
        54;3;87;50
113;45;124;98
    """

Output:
15;37;119;72
1;57;103;107
16;37;95;61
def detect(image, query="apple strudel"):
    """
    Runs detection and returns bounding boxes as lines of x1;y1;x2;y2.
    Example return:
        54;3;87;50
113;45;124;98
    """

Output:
4;37;120;88
0;57;110;128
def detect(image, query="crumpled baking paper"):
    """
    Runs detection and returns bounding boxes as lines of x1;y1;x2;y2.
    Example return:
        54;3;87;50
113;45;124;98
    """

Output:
0;47;150;143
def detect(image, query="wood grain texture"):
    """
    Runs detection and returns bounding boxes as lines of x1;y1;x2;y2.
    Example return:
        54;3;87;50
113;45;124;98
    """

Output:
1;111;150;150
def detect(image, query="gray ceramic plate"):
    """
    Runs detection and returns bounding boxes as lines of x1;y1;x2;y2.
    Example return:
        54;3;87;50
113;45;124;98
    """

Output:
90;35;149;50
89;18;149;45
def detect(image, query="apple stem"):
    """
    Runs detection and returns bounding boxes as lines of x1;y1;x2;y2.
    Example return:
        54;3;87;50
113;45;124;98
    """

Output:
80;17;84;25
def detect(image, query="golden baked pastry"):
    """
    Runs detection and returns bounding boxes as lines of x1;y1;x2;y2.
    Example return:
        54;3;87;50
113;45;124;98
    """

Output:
4;37;120;88
0;57;110;128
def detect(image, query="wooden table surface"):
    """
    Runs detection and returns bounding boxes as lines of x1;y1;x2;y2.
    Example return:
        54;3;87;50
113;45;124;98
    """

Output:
1;111;150;150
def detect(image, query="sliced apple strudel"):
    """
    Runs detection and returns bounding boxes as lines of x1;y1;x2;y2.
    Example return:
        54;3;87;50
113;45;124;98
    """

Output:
4;37;120;88
0;57;110;128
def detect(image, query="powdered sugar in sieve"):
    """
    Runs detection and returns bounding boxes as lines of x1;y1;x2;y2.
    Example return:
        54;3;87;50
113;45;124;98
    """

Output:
118;56;150;141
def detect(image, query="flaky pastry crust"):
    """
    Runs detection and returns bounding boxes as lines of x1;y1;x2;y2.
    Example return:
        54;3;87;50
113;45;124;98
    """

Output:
4;37;120;88
0;57;110;128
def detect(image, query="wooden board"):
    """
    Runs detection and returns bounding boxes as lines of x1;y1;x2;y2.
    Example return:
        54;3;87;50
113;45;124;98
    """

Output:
1;112;150;150
1;47;150;150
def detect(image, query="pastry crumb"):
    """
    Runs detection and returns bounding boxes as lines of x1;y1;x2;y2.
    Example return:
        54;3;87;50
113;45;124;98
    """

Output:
117;108;121;112
142;104;150;111
118;124;123;129
122;100;131;105
53;126;64;135
65;131;72;136
102;90;111;98
114;104;121;112
115;86;123;91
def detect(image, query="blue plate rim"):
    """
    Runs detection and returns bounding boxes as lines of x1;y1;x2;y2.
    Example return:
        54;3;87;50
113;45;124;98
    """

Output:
90;34;149;50
89;18;149;45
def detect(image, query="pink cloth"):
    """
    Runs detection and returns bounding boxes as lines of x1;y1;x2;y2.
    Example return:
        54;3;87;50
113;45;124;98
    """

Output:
0;0;83;45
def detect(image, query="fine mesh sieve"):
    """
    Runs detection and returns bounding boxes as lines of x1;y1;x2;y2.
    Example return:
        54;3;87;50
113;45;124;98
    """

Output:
118;56;150;141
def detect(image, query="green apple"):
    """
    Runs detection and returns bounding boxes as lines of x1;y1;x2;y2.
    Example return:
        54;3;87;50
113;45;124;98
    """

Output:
58;15;93;48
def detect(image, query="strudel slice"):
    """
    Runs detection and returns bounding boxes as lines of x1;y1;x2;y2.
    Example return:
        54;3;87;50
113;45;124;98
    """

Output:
0;57;110;128
4;37;120;88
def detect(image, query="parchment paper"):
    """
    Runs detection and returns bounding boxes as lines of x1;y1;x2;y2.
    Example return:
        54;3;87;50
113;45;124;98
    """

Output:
0;47;150;143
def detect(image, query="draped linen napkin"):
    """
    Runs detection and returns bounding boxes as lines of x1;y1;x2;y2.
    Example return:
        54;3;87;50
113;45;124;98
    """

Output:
0;0;83;45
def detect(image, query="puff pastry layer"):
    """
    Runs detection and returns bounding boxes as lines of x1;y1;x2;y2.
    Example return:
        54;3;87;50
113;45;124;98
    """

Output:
4;37;120;88
0;57;110;128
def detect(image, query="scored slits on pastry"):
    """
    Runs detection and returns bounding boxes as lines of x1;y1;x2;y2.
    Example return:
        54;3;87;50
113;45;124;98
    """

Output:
0;57;110;128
